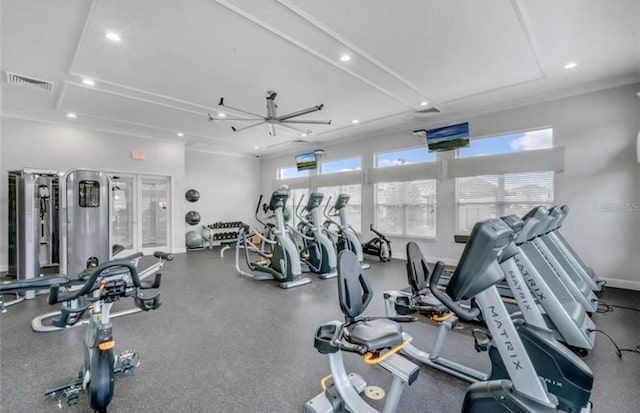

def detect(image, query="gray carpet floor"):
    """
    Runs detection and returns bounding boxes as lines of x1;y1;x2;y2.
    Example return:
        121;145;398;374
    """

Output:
1;250;639;412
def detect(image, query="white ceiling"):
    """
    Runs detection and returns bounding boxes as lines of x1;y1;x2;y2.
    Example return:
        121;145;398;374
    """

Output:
2;0;639;156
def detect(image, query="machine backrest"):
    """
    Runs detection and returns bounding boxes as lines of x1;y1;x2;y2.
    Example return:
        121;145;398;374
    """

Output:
337;250;372;322
306;192;324;211
334;194;350;211
269;189;289;211
446;219;513;301
406;242;429;293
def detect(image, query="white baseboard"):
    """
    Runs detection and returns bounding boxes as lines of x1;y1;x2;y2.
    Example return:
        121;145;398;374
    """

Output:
172;247;187;255
601;277;640;291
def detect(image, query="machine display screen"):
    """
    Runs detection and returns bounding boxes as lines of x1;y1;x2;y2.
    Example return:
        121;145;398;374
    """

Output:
78;180;100;208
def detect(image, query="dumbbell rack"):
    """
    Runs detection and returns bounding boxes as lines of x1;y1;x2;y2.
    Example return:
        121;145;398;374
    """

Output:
201;221;244;250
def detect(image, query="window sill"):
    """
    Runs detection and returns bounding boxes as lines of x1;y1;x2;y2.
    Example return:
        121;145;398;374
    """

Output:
386;234;438;241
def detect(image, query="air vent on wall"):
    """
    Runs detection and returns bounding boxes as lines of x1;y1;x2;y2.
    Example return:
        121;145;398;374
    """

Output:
5;71;53;92
415;107;442;117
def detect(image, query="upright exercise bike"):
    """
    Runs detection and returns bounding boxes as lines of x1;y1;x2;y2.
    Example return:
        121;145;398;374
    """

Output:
44;260;162;412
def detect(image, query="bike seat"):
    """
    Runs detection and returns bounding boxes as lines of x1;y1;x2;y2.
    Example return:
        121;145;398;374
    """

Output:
0;276;70;294
153;251;174;261
346;319;403;352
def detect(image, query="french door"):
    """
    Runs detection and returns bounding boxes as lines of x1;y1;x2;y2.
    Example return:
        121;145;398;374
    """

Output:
110;174;171;256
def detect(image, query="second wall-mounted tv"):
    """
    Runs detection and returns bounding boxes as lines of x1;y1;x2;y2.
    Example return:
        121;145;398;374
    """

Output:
295;152;317;171
425;122;470;152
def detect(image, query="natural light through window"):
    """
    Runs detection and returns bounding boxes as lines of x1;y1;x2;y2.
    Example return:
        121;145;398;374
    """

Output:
456;171;554;234
458;128;553;158
279;166;309;179
375;146;436;168
321;157;362;175
374;180;436;238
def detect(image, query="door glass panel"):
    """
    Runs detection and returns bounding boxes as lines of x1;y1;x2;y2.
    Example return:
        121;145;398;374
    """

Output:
141;177;170;248
111;176;135;250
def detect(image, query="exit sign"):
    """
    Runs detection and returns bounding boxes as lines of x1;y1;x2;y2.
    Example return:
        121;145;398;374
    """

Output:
132;151;145;160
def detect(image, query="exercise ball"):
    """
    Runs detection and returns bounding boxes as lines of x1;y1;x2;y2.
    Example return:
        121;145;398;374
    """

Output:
185;210;201;225
185;189;200;202
185;231;203;249
283;207;292;222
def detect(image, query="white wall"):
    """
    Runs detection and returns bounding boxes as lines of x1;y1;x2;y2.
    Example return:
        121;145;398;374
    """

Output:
0;117;187;269
261;83;640;289
184;149;260;230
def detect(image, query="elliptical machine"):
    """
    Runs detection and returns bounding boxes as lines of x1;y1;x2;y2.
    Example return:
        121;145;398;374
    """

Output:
235;189;311;289
361;224;391;262
294;192;337;279
323;194;370;270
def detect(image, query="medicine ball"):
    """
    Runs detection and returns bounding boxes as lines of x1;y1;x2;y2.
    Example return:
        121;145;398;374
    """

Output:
185;189;200;202
185;231;203;248
185;210;201;225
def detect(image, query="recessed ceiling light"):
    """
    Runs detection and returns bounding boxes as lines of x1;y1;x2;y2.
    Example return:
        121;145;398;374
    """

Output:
352;119;359;124
218;112;226;118
564;62;578;69
82;78;95;86
105;31;121;42
340;54;351;62
66;112;77;119
254;145;259;150
177;132;184;137
420;101;428;107
302;133;308;137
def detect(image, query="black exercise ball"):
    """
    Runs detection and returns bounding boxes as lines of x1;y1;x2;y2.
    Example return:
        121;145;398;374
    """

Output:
185;189;200;202
185;210;201;225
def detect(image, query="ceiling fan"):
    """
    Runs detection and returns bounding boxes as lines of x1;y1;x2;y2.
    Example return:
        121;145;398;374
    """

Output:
208;91;331;137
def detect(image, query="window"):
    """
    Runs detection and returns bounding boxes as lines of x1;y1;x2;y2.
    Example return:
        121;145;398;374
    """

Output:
286;187;308;219
458;128;552;158
321;156;361;174
456;171;554;234
455;128;554;234
279;166;309;179
374;180;436;238
375;147;435;168
318;185;361;232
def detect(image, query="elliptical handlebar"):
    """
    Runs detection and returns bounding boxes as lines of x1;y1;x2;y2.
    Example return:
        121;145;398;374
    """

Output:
48;260;161;305
254;194;267;227
428;262;480;321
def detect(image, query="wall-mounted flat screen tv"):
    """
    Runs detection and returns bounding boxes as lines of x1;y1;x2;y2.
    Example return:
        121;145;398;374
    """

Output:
295;152;317;171
425;122;470;152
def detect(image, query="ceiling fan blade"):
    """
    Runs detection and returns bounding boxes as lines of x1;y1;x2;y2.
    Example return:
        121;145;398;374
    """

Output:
276;122;309;134
218;97;264;119
277;104;324;121
279;119;332;125
231;121;267;132
208;113;262;121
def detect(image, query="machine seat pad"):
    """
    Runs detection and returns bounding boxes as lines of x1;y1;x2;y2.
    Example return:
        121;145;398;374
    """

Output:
0;276;70;293
347;319;403;351
153;251;174;261
561;300;586;325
